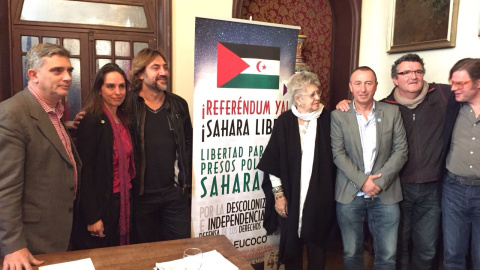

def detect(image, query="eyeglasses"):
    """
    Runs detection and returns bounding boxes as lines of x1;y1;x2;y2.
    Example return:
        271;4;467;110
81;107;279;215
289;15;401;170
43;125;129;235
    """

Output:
397;70;425;76
450;80;472;88
303;91;321;99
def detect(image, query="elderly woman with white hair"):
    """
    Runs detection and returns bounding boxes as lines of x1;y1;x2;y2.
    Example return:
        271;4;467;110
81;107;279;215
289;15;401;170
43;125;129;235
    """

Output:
258;71;336;270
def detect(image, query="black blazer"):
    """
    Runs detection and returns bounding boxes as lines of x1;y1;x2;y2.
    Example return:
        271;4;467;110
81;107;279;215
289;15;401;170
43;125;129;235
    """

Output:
441;95;461;173
76;113;114;226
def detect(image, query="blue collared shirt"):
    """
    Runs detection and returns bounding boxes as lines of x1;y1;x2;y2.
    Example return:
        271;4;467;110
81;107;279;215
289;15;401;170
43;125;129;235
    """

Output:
353;101;377;197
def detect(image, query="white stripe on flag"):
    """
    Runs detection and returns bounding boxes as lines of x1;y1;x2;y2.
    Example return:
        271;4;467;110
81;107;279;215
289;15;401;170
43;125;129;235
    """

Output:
241;58;280;76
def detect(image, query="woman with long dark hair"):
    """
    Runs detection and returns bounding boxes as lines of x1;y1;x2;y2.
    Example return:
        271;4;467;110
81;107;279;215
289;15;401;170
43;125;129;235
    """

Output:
73;63;135;248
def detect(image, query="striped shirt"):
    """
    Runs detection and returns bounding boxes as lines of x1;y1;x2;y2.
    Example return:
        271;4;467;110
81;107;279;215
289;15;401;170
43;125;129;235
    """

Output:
28;87;78;197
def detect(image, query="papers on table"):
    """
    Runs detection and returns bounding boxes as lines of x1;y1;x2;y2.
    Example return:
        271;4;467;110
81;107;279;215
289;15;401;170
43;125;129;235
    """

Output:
39;258;95;270
155;250;238;270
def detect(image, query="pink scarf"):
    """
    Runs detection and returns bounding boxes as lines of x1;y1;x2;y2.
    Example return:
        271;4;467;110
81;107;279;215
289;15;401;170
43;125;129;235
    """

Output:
103;107;134;245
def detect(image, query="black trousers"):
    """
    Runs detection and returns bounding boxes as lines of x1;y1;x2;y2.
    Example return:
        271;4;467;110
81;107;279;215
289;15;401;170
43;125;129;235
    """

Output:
284;239;326;270
133;185;190;243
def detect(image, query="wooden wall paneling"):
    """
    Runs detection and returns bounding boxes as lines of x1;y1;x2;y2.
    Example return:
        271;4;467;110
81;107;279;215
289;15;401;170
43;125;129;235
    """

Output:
329;0;362;108
0;0;11;100
232;0;244;18
157;0;172;91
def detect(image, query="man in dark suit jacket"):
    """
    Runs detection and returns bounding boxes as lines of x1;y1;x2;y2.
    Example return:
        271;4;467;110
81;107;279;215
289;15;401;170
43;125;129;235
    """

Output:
0;43;81;270
331;66;408;269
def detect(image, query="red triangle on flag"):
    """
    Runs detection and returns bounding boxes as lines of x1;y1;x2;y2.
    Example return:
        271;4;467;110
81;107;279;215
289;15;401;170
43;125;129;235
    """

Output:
217;43;250;87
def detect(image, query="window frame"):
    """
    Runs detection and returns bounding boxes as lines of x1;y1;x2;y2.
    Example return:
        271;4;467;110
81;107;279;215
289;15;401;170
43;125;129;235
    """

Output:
1;0;172;101
13;0;156;34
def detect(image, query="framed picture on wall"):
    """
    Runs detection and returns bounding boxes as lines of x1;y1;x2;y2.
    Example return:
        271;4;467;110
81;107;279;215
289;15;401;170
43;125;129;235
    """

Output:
387;0;459;53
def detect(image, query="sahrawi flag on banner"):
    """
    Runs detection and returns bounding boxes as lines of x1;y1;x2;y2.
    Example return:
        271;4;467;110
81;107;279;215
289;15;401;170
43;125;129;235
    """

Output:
217;42;280;89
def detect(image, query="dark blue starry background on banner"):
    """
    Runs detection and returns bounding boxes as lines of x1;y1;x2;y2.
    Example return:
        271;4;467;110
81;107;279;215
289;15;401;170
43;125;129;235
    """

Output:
194;17;299;91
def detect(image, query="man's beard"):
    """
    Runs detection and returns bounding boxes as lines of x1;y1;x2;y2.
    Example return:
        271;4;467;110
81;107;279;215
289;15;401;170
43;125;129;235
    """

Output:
147;76;168;92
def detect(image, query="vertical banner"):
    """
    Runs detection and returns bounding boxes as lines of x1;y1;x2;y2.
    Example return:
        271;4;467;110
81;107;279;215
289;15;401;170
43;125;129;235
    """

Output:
192;17;299;267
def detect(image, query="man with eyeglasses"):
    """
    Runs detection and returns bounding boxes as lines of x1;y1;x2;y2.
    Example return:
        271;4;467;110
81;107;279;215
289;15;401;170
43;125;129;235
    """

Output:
441;58;480;269
384;54;451;270
336;53;451;269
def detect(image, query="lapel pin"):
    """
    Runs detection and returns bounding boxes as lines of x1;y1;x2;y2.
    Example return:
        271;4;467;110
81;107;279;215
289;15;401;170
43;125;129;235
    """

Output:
101;120;105;124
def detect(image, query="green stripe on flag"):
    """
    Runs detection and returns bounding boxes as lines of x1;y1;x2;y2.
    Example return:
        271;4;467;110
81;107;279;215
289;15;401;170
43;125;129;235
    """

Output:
220;74;279;89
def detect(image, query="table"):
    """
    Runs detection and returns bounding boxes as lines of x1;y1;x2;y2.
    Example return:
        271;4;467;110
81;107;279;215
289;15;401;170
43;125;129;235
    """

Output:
1;235;254;270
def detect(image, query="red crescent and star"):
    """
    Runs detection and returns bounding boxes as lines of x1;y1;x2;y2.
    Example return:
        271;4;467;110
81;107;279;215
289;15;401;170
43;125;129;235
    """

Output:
256;61;267;72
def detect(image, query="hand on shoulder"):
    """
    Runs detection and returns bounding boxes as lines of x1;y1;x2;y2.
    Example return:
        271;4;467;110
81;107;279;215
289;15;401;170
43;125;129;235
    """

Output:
71;110;86;130
335;99;351;112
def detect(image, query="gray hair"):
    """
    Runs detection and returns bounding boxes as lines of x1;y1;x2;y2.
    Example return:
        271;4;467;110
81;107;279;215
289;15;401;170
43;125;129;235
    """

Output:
25;43;71;75
287;71;321;104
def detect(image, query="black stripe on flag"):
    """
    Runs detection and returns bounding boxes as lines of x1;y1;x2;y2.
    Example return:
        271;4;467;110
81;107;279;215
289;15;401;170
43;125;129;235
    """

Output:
219;42;280;60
